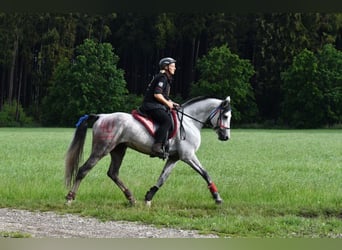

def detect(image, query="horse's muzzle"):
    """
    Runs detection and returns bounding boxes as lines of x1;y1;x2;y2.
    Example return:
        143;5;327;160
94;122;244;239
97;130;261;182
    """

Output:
219;135;229;141
217;128;230;141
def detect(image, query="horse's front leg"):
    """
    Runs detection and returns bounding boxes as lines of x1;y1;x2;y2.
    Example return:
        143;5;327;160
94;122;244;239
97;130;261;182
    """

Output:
145;157;179;206
183;155;223;204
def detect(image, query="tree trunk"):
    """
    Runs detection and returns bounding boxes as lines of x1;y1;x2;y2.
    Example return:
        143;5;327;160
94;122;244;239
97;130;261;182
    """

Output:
16;57;24;122
8;35;18;105
0;69;6;108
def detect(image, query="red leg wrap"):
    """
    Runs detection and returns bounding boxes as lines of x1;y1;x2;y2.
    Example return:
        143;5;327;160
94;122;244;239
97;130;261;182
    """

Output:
208;182;218;193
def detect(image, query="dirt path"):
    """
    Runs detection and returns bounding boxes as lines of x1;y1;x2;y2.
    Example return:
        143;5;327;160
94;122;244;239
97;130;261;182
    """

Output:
0;208;218;238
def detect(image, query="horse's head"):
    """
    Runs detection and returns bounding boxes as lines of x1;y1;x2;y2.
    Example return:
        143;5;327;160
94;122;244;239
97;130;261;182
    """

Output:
208;96;232;141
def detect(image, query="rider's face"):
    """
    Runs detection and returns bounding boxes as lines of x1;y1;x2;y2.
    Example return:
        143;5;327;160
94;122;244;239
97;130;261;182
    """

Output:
167;63;176;75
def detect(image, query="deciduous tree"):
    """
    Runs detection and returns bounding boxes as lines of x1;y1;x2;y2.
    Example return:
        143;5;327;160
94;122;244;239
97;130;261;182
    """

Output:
281;44;342;127
41;39;127;126
191;44;257;123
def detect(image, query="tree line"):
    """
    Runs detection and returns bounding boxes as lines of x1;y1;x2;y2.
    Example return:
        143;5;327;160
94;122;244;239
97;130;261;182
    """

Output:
0;13;341;127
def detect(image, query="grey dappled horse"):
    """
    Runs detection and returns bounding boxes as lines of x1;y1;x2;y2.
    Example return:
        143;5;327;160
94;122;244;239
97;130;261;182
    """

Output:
65;96;232;206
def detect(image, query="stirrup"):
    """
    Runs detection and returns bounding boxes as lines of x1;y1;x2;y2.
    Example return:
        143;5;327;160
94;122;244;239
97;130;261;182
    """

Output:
151;152;168;160
150;144;169;160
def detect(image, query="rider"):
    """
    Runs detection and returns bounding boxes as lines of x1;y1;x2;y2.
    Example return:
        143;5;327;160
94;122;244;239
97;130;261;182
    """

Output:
141;57;179;157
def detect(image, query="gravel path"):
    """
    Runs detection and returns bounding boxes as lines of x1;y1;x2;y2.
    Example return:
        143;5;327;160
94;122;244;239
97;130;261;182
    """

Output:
0;208;218;238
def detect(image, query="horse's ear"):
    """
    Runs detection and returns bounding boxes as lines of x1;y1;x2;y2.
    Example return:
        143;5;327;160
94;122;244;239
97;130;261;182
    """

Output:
221;96;230;108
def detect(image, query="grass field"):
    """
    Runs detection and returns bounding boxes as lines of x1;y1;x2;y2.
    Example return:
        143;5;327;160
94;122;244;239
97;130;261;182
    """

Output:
0;127;341;238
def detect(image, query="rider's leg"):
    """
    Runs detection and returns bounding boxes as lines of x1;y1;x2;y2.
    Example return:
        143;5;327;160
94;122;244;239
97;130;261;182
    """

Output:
148;109;171;155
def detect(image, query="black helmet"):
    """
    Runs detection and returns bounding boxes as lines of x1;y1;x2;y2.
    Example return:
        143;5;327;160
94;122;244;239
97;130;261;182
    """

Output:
159;57;176;69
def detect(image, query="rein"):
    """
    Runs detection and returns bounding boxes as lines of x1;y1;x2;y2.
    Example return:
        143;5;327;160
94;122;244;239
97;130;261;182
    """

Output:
174;107;207;126
174;106;206;140
174;105;229;140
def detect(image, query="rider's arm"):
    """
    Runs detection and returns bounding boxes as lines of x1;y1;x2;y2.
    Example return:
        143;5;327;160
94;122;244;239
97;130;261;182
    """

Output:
154;93;174;109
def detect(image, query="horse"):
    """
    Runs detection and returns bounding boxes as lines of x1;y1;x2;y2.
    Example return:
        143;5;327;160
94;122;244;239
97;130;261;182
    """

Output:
65;96;232;206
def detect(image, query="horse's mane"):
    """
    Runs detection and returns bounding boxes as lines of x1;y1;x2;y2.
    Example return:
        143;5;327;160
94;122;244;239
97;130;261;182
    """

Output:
181;96;214;107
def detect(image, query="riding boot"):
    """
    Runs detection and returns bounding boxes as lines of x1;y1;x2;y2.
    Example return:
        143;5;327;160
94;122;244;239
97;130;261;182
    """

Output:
152;143;164;156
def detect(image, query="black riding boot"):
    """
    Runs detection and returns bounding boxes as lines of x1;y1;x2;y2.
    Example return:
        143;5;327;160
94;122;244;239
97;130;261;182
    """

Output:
152;142;163;154
151;142;168;159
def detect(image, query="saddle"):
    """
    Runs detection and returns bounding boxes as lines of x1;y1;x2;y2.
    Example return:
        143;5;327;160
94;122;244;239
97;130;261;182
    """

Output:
131;108;178;139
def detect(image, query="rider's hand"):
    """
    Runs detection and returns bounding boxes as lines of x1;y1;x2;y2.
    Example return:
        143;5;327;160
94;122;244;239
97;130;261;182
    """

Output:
166;100;174;110
172;102;180;109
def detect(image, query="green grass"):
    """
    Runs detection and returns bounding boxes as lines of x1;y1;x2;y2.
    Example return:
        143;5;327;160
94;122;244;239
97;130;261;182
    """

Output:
0;231;31;238
0;128;342;237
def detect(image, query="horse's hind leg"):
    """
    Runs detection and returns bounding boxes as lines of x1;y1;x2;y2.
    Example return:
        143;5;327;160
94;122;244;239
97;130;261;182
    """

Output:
107;143;135;205
66;153;103;203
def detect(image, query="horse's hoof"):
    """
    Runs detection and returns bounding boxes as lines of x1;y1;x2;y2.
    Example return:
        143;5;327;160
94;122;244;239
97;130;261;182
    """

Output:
145;200;152;207
65;199;73;206
128;197;136;206
215;199;223;205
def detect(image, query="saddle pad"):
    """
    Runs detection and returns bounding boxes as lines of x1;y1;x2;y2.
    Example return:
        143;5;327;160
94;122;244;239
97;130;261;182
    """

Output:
132;109;178;139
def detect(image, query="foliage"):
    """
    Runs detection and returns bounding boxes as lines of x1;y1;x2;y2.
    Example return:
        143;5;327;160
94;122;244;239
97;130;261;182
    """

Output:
252;13;342;121
1;13;342;128
121;94;144;112
0;101;35;127
281;44;342;128
316;44;342;126
41;39;128;126
191;44;257;123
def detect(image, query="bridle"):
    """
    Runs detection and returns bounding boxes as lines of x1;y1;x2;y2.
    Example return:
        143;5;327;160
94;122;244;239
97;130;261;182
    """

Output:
207;105;231;130
174;104;231;139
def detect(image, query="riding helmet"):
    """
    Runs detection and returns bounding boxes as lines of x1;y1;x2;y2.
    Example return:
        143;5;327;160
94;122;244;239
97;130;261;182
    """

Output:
159;57;176;69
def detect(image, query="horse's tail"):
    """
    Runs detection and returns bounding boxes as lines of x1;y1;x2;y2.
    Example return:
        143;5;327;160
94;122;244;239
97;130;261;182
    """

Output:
65;114;99;188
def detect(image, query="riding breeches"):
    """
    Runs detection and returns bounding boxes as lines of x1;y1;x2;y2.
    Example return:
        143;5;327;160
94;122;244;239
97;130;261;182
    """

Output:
145;108;172;144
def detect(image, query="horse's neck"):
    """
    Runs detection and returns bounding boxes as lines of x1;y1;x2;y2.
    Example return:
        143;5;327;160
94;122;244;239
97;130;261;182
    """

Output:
184;99;220;126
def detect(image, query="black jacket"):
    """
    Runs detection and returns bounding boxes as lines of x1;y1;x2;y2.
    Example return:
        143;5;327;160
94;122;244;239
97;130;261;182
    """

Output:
142;72;172;110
